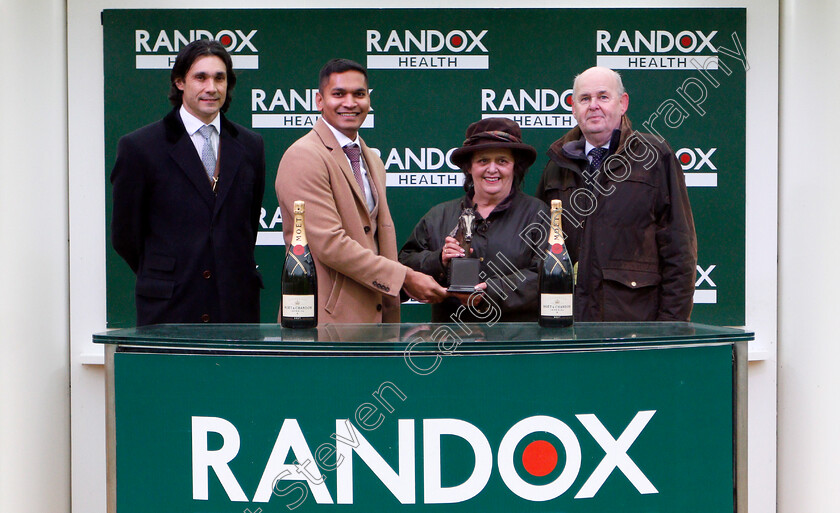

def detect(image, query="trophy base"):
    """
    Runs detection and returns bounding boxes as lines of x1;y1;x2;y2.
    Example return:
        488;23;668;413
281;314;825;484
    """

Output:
448;258;481;293
447;285;481;293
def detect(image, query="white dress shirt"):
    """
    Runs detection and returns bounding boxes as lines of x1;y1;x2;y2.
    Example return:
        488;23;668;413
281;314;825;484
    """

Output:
322;120;376;211
180;105;221;166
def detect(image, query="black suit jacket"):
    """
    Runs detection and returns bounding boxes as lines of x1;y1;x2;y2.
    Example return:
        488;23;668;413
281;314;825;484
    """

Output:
111;108;265;325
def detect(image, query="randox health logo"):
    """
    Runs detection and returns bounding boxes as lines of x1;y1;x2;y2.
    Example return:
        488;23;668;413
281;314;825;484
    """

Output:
366;29;490;70
480;88;576;129
378;147;464;187
595;29;720;70
695;263;718;304
677;147;718;187
250;87;375;130
134;29;259;69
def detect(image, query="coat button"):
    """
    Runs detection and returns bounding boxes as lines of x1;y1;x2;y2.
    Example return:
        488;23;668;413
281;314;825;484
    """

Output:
201;314;210;322
376;304;382;312
364;226;371;233
203;270;212;279
630;281;637;287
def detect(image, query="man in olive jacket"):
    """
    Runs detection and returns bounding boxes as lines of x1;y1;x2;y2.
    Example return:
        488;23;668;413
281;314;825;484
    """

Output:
536;66;697;321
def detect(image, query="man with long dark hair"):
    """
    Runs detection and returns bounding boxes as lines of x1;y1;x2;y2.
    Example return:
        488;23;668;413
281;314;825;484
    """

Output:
111;40;265;325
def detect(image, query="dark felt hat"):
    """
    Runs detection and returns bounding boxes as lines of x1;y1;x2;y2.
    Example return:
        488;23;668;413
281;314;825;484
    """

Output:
450;117;537;169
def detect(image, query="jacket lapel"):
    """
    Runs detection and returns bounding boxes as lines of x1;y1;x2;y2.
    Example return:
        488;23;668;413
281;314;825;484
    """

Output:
164;109;215;209
213;116;243;217
314;120;371;217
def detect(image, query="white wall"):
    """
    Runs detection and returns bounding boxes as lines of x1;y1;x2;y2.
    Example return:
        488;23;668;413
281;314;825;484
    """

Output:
0;0;70;512
777;0;840;511
61;2;778;513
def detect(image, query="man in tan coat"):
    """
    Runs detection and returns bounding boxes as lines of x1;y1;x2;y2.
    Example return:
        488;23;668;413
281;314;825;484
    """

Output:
276;59;447;323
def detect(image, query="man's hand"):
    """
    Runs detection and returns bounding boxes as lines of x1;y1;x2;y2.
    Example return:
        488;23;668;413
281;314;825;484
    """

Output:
403;268;448;303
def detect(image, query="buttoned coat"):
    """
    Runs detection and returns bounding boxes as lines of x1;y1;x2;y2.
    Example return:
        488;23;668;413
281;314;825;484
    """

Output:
111;108;265;326
275;119;406;323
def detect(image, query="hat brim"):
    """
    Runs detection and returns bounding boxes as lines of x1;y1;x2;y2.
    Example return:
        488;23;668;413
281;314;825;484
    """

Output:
450;141;537;169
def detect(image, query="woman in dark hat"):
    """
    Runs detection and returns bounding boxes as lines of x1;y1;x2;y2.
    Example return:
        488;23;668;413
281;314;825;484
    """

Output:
399;117;549;322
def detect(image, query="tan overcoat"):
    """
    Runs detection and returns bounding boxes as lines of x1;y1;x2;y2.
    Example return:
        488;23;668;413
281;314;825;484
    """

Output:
275;119;406;323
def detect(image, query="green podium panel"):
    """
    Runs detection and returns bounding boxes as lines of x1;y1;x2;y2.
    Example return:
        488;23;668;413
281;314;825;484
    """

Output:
96;322;751;513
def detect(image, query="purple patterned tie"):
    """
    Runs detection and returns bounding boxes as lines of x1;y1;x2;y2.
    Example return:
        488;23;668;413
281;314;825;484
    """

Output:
342;144;366;192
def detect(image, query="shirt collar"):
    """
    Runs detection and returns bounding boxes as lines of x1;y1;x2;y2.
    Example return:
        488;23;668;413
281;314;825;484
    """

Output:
583;128;622;156
180;105;221;136
322;119;361;149
584;140;610;156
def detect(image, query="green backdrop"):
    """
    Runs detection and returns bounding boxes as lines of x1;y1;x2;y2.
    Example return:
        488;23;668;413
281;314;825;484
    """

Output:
104;8;746;326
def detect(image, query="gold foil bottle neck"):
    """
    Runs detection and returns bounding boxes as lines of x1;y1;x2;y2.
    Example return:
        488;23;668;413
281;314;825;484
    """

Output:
549;200;564;245
292;201;307;246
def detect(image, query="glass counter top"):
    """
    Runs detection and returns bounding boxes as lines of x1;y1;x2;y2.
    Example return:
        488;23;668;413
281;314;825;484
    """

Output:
94;322;752;354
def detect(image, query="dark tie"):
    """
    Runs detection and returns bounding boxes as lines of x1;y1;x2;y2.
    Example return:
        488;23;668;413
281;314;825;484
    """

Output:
198;125;216;180
588;147;609;171
342;144;366;193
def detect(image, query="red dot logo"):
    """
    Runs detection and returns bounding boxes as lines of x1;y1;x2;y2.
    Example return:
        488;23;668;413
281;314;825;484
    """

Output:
551;243;564;254
565;95;573;107
219;34;233;46
522;440;558;477
293;245;305;256
680;35;692;48
450;34;464;47
679;153;691;164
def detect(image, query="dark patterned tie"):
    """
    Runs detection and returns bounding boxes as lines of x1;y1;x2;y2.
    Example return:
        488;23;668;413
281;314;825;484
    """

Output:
588;147;609;171
342;144;366;192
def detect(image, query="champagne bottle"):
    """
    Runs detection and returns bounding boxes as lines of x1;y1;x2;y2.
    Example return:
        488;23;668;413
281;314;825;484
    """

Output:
281;201;318;328
539;199;574;327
